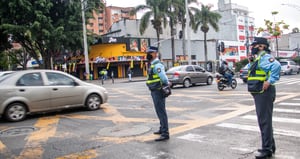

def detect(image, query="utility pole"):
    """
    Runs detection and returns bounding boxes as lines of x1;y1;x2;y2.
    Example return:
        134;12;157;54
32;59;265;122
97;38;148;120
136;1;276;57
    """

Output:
81;0;90;80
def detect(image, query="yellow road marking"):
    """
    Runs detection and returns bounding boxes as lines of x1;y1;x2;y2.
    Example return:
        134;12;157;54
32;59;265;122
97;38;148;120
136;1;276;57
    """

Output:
3;90;298;158
56;149;98;159
16;116;60;159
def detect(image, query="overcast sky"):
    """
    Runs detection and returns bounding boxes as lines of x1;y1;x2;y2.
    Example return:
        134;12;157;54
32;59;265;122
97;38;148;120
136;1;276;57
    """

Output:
105;0;300;33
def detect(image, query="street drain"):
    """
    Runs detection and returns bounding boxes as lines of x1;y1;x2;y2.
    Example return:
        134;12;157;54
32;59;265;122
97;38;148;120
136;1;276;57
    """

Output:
0;126;37;137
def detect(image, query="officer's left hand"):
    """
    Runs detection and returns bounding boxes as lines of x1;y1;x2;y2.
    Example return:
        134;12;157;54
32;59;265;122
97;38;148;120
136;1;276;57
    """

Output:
263;81;270;90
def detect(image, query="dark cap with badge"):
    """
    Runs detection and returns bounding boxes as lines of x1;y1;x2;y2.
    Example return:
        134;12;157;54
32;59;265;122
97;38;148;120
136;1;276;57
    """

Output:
251;37;269;47
146;46;158;53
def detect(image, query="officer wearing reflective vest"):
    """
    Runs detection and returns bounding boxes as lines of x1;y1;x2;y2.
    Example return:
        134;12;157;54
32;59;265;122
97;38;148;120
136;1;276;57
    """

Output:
247;37;281;159
146;46;170;141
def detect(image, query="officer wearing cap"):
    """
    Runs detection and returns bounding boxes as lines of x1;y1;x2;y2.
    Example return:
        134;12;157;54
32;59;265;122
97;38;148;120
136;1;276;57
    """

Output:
247;37;281;159
145;46;170;141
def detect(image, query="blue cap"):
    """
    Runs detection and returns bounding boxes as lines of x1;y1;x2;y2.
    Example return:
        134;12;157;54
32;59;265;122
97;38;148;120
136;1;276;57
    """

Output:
146;46;158;53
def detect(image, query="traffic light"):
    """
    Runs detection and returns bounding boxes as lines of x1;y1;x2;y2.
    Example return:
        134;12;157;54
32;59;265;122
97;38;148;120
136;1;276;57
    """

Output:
219;41;225;52
179;30;183;39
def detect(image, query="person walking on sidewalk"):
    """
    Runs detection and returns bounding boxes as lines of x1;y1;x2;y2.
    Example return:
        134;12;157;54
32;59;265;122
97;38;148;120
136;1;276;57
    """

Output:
111;71;114;84
127;68;132;81
145;46;170;142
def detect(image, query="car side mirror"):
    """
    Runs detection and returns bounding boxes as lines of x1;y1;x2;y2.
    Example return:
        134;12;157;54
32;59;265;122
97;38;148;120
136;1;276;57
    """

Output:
73;81;79;86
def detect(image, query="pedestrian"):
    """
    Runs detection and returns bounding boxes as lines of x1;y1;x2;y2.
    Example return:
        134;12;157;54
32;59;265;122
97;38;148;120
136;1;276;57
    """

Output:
99;69;106;85
127;68;132;81
247;37;281;159
111;71;114;84
145;46;170;141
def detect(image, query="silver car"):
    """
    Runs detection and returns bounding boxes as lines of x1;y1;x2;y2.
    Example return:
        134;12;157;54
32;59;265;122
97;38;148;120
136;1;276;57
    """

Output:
166;65;214;88
0;69;108;122
280;60;299;75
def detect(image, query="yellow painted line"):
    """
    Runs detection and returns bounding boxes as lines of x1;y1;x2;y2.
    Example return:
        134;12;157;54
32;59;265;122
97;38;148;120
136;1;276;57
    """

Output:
0;140;5;151
16;116;60;159
94;93;300;143
56;149;98;159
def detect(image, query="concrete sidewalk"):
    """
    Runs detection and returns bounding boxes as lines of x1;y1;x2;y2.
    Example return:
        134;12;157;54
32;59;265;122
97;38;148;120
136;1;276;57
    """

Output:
86;76;147;85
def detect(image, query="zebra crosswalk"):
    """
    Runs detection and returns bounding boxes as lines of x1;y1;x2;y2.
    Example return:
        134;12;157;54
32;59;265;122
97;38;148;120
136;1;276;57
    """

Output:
276;77;300;85
216;98;300;138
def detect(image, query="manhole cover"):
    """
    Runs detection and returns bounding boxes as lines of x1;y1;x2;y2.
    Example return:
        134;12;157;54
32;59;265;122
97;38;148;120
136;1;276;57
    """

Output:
0;126;37;137
98;125;151;137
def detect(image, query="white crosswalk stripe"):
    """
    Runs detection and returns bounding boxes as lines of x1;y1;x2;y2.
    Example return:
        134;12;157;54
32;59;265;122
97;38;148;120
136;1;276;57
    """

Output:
216;123;300;138
216;99;300;138
242;115;300;124
276;78;300;85
274;108;300;114
278;102;300;106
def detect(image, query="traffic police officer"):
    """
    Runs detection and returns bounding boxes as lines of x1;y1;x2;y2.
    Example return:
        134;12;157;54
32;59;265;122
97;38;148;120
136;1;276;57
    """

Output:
145;46;170;141
247;37;281;159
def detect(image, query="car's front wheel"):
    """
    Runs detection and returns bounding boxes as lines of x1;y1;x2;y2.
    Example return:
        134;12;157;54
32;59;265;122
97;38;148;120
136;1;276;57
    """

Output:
85;94;101;111
4;103;27;122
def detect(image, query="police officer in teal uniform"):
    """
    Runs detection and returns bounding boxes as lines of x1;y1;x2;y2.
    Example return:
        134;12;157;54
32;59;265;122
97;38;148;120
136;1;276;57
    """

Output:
146;46;170;141
248;37;281;159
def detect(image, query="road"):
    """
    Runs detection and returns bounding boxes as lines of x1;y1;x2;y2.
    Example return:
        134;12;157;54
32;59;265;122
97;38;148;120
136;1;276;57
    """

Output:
0;74;300;159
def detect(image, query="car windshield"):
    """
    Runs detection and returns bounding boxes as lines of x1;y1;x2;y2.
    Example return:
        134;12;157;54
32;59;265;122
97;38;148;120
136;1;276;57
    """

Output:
280;62;287;66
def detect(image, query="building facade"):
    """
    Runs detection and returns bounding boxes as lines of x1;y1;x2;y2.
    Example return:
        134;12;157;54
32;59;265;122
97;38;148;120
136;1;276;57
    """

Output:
87;2;137;35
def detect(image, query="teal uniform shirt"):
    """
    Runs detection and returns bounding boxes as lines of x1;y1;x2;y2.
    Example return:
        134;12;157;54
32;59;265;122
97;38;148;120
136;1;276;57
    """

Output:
151;58;169;85
257;51;281;84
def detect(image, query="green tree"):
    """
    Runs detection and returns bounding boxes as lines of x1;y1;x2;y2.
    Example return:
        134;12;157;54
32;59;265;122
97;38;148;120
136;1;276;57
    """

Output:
131;0;170;49
0;0;102;69
192;4;221;69
257;11;289;57
172;0;198;64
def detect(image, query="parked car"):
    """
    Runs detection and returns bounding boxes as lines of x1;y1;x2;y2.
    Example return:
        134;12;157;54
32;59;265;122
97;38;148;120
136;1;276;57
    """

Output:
280;60;299;75
166;65;214;88
239;65;248;83
0;69;108;122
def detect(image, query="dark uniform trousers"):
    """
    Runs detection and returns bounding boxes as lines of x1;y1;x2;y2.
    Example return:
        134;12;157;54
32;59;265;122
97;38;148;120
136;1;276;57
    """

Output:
251;85;276;152
151;89;169;137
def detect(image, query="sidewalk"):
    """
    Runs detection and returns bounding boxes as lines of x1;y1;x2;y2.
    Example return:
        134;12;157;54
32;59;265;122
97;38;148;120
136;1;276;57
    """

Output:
86;76;147;85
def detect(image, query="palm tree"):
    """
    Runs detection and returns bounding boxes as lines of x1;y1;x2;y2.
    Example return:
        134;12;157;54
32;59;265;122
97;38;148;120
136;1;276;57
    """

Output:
175;0;198;63
130;0;170;49
192;4;221;70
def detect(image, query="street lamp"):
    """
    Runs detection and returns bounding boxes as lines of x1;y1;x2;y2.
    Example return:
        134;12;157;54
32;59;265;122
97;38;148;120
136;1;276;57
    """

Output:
81;0;90;80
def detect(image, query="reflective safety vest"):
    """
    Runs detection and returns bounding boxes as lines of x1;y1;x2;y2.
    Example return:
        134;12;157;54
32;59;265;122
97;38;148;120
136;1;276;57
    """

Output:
247;52;270;93
146;62;162;91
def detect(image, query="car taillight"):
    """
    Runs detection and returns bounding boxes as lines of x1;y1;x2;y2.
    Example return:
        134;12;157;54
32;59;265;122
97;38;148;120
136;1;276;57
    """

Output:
240;70;243;73
174;72;180;78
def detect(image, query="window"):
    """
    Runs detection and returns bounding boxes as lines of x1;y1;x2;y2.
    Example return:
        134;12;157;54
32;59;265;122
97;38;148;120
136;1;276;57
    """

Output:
194;66;204;72
46;72;75;86
186;66;194;72
17;73;43;86
191;55;196;60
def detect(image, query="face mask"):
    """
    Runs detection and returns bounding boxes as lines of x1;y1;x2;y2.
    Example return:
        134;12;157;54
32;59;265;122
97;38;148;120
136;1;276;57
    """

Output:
251;47;259;55
146;54;153;61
